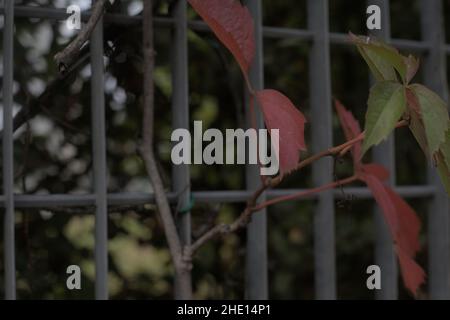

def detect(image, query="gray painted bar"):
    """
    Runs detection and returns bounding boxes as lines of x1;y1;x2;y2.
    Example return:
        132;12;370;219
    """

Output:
2;0;16;300
91;7;108;300
244;0;268;300
308;0;336;300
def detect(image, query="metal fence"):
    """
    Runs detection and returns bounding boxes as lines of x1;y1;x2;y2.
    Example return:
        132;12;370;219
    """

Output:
1;0;449;300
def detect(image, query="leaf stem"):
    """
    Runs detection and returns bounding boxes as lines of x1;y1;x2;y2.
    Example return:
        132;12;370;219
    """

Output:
188;120;408;255
251;175;359;212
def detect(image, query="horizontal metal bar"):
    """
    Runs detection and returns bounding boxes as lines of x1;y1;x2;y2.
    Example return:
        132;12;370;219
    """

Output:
0;186;436;209
0;5;436;54
330;32;431;52
0;5;167;26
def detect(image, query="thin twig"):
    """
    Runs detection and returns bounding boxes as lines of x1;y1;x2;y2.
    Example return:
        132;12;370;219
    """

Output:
139;0;191;298
54;0;109;73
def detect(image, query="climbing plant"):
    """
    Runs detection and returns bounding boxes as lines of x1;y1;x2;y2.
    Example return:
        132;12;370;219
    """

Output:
185;0;450;297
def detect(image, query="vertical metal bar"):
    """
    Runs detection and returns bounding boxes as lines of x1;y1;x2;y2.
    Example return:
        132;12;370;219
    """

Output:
2;0;16;300
420;0;450;300
367;0;398;300
171;0;192;298
91;6;108;300
244;0;268;300
308;0;336;299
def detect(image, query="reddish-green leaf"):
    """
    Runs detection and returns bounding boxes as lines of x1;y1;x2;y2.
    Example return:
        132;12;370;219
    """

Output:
335;100;362;167
409;100;450;196
410;84;449;156
435;132;450;196
406;88;429;156
440;131;450;170
404;55;420;84
256;89;306;175
436;153;450;196
188;0;255;77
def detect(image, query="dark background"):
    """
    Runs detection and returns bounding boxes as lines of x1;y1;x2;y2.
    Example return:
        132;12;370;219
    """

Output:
0;0;447;299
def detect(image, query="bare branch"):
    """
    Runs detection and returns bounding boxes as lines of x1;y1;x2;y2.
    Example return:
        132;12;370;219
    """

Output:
0;51;89;140
54;0;109;73
139;0;191;298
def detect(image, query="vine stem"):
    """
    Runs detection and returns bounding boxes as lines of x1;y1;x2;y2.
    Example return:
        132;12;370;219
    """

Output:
251;175;359;212
188;120;408;255
269;119;408;187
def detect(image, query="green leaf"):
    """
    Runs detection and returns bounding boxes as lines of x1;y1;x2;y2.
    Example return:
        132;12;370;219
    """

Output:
436;153;450;196
362;81;407;156
436;132;450;196
409;111;429;156
440;131;450;170
404;55;419;84
350;33;408;83
410;84;449;156
406;87;429;156
356;45;396;82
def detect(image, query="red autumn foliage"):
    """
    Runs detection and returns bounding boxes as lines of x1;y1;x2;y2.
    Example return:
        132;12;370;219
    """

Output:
188;0;425;297
335;101;425;296
256;89;307;175
188;0;255;77
335;99;362;167
189;0;307;176
397;247;426;295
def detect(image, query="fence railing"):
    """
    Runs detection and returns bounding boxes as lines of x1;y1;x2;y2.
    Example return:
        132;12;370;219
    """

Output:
1;0;449;300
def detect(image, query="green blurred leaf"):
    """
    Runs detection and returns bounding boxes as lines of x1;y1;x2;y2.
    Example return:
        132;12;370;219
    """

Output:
410;84;449;156
362;81;406;155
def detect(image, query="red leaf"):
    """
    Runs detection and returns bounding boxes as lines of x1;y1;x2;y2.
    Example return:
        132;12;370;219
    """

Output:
188;0;255;77
361;173;399;235
334;99;362;166
360;171;424;296
397;246;426;296
360;164;390;181
385;187;421;257
256;89;307;175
